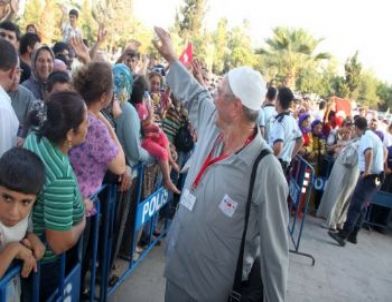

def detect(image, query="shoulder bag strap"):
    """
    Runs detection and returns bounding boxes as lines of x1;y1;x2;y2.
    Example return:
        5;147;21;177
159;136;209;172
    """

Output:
232;148;271;291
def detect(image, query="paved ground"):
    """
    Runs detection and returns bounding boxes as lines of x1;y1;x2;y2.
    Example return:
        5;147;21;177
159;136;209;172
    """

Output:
110;216;392;302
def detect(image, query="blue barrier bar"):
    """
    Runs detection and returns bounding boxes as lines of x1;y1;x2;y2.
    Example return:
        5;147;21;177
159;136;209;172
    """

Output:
0;163;172;302
288;155;316;265
0;265;21;302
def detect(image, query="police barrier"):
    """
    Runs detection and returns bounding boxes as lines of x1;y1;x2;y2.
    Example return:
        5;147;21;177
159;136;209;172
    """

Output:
364;190;392;230
95;164;170;302
0;253;81;302
288;155;316;265
0;265;20;301
0;163;171;302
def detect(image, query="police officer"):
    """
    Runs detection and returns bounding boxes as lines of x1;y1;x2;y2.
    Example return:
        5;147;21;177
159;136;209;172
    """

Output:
268;87;303;172
329;116;386;246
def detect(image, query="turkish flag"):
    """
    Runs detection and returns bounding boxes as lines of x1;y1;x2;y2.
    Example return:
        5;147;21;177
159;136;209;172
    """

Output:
333;97;352;118
179;43;193;66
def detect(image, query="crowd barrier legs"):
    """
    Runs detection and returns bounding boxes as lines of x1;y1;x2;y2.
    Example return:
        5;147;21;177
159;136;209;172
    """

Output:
90;164;170;302
288;155;316;266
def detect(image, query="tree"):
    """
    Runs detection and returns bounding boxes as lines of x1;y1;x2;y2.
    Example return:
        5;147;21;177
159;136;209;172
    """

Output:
211;17;229;73
225;21;257;70
20;0;62;44
79;0;98;45
356;71;380;108
175;0;205;40
174;0;206;57
376;82;392;110
258;27;330;88
344;51;362;99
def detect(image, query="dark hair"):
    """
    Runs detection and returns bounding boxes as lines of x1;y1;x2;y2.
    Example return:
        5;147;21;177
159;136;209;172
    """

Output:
69;9;79;18
38;91;85;144
47;71;71;93
277;87;294;110
0;39;17;71
130;76;150;105
343;118;353;127
55;53;68;65
73;62;113;105
319;100;326;110
0;148;45;195
52;41;69;55
125;49;140;59
0;21;21;41
266;87;277;100
26;24;38;33
354;116;367;131
19;33;41;55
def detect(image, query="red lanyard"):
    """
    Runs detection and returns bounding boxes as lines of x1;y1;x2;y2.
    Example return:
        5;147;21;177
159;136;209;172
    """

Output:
192;132;255;189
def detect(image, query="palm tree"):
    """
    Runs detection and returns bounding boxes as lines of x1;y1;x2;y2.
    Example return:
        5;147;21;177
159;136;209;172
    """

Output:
257;27;330;89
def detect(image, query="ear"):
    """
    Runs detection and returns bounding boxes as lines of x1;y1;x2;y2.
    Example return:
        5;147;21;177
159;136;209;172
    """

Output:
8;66;17;81
66;128;75;144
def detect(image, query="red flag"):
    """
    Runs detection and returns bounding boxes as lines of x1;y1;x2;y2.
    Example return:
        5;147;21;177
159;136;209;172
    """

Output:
179;43;193;66
333;96;352;118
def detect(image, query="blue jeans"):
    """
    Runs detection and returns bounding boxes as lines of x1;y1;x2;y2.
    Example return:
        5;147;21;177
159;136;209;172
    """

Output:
343;175;380;236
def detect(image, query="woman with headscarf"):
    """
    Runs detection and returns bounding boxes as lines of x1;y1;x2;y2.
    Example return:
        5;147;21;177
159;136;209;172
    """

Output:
298;113;311;156
109;64;153;278
22;45;54;101
308;119;327;209
112;64;153;166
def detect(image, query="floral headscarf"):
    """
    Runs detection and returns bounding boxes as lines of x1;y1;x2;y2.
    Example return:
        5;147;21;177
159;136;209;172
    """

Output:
112;63;133;103
298;113;311;134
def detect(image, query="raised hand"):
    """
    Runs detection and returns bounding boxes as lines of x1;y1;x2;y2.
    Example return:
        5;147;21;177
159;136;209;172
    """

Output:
70;36;91;64
152;27;177;64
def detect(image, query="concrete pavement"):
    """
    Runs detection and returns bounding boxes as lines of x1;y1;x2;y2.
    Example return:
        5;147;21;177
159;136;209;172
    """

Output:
110;216;392;302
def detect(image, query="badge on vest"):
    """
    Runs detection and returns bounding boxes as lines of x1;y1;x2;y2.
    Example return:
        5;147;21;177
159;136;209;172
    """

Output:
219;194;238;217
180;189;197;212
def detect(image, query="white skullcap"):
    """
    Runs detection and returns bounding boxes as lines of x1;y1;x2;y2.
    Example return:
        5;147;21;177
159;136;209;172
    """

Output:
227;67;266;111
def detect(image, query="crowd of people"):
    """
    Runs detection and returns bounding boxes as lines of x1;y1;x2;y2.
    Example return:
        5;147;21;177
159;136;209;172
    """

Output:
0;8;391;302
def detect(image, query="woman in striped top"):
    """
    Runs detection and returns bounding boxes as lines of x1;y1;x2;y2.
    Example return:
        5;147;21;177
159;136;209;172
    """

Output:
24;91;88;301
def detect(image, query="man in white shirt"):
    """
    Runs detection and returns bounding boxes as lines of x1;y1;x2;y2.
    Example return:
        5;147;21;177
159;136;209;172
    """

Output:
62;9;83;43
269;87;303;172
0;39;19;156
329;117;386;246
262;86;277;140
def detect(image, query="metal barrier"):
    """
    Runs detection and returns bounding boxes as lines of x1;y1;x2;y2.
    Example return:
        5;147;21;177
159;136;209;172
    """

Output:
288;155;316;265
0;265;21;301
85;163;170;302
364;190;392;230
0;253;81;302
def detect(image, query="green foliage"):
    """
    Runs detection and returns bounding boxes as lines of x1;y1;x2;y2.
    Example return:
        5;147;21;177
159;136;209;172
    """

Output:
344;51;362;98
356;71;380;107
258;26;330;88
377;82;392;110
175;0;204;40
211;18;228;73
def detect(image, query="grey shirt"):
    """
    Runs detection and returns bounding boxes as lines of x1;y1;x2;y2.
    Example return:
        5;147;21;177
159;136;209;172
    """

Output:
165;61;289;302
9;85;35;125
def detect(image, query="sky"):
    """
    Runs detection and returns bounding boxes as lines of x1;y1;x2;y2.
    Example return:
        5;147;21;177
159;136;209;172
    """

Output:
134;0;392;83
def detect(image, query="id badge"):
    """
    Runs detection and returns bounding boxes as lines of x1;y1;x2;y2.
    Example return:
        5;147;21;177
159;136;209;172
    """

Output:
180;189;197;212
219;194;238;218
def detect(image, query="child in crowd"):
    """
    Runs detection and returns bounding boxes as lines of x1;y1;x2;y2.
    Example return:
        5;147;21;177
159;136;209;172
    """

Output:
131;76;180;194
0;148;46;301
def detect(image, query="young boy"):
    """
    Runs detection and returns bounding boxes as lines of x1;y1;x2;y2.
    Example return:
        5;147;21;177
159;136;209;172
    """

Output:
0;148;46;300
62;8;83;43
